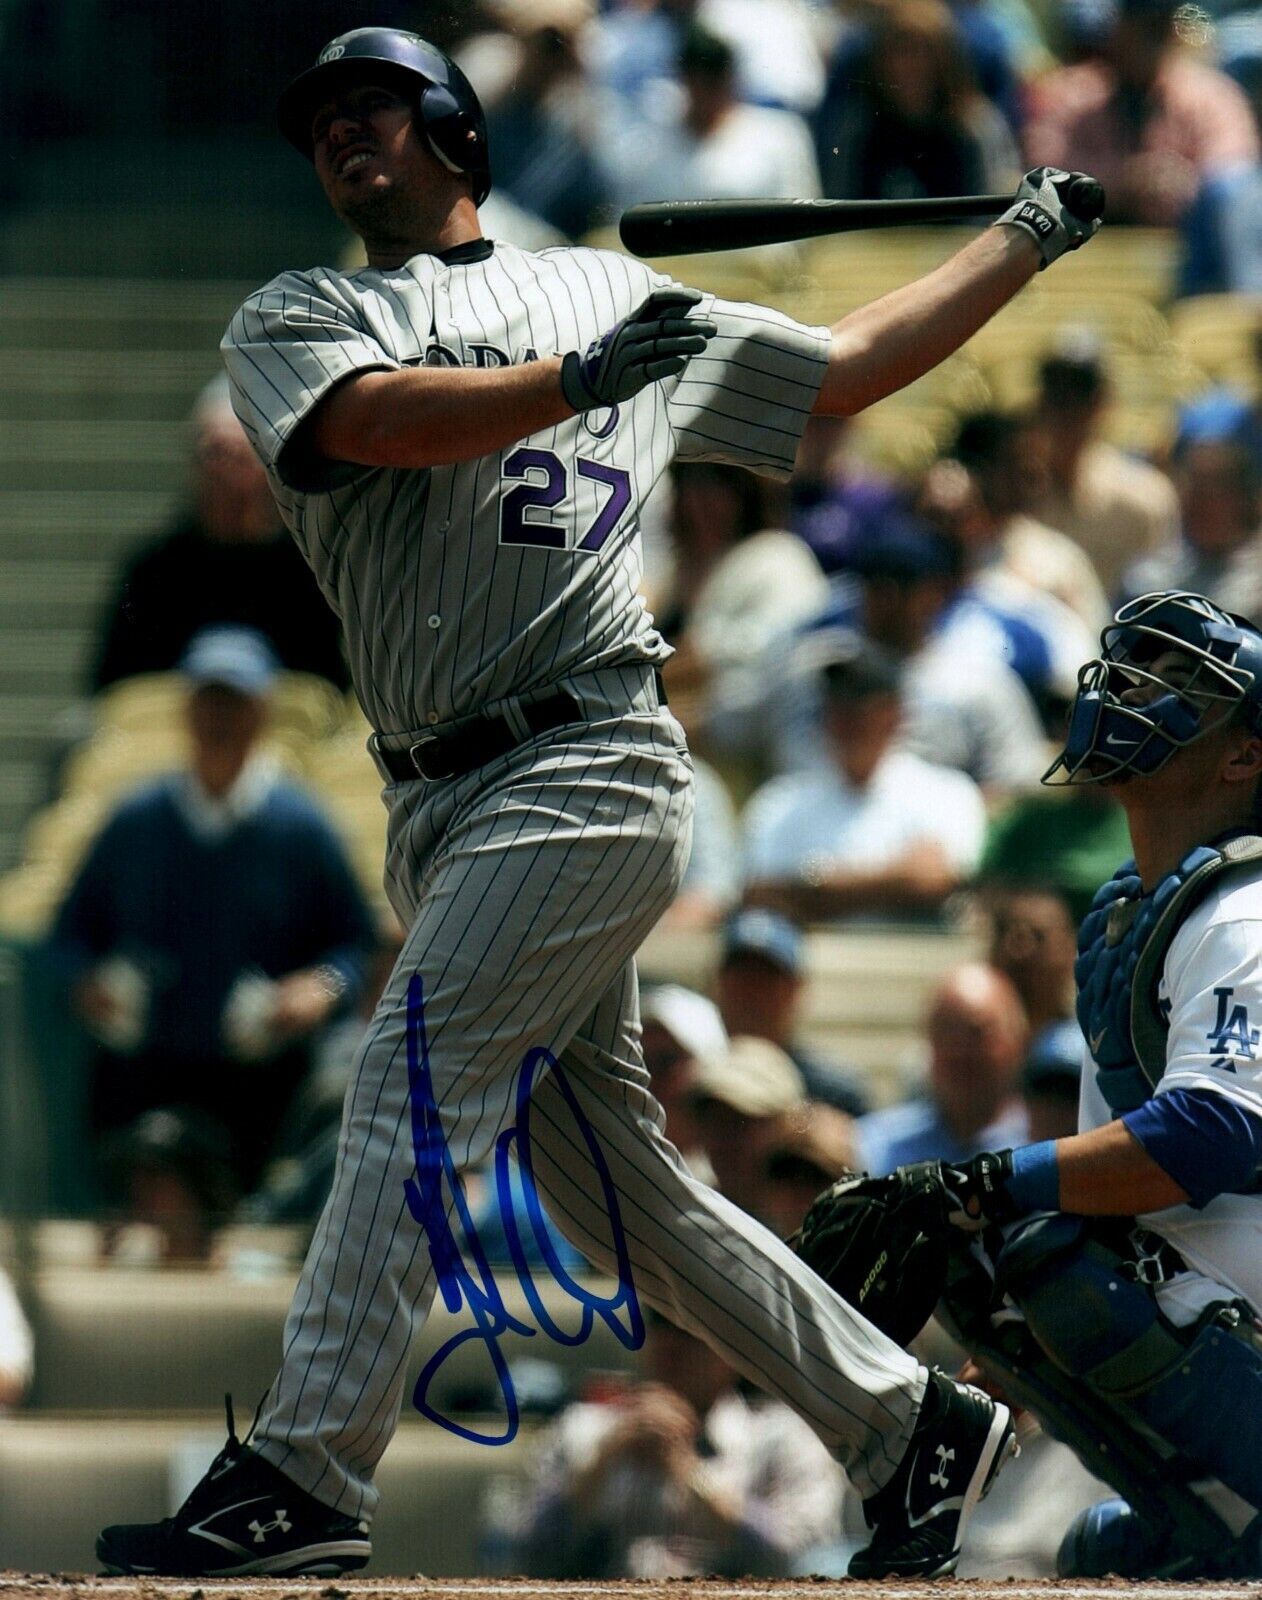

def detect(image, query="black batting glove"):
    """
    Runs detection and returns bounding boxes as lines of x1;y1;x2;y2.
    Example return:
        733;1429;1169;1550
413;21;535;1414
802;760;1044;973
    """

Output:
561;287;717;412
935;1150;1020;1229
995;167;1103;269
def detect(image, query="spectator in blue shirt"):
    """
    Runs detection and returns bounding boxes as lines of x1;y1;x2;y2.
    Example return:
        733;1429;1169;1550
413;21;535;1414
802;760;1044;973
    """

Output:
855;962;1030;1174
50;627;375;1198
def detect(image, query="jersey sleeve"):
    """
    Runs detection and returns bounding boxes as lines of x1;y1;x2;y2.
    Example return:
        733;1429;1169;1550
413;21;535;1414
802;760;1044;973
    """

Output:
667;295;830;479
220;271;402;489
1157;906;1262;1120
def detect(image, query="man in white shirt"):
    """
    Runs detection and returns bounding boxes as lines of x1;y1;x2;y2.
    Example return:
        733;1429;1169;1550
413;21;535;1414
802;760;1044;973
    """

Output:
743;635;987;924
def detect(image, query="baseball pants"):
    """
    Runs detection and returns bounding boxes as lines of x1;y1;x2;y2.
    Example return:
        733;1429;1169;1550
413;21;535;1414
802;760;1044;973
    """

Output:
252;683;925;1519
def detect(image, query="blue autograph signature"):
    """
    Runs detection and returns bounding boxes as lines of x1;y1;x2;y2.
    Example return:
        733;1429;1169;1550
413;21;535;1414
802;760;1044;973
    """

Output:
402;974;644;1444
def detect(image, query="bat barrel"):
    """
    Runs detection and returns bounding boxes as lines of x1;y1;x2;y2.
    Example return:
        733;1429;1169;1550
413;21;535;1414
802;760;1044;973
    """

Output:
619;195;1012;257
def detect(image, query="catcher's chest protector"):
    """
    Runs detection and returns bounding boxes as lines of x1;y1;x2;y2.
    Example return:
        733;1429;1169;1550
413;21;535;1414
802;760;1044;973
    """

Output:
1076;831;1262;1114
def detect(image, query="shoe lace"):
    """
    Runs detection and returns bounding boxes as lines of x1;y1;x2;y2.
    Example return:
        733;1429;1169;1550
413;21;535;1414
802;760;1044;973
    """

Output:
172;1393;267;1523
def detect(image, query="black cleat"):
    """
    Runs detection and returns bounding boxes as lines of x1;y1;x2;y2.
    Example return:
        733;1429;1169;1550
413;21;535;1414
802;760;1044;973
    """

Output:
97;1399;371;1577
849;1370;1017;1579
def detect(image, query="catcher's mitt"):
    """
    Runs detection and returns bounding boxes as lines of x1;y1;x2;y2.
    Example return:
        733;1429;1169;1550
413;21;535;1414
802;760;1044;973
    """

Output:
792;1164;954;1346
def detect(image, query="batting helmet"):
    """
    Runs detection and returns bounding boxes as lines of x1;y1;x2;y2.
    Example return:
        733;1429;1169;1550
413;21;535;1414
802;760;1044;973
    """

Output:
1043;589;1262;784
277;28;491;205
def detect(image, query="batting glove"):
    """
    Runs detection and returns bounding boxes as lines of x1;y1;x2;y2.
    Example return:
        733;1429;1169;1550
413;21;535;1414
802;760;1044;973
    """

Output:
561;287;717;413
936;1151;1021;1229
995;167;1104;269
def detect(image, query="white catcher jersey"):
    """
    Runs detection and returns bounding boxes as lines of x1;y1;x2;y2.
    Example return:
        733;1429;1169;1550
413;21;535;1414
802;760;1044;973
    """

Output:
221;240;829;736
1079;867;1262;1316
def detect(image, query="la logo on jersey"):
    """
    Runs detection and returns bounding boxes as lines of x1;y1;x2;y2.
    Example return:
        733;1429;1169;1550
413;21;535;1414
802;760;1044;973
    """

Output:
1207;986;1258;1067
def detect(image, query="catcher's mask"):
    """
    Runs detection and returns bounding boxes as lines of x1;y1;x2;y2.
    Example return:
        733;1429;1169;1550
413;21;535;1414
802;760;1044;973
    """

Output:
1042;590;1262;785
278;28;491;206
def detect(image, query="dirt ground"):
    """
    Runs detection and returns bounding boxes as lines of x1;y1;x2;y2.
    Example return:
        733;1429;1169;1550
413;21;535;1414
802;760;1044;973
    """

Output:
3;1578;1262;1600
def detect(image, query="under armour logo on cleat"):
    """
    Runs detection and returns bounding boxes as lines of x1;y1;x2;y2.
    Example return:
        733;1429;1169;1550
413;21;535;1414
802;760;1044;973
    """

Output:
248;1511;292;1543
929;1445;955;1489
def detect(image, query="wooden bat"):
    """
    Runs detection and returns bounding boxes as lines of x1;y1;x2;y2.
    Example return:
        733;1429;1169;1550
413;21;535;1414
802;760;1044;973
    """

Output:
619;181;1106;257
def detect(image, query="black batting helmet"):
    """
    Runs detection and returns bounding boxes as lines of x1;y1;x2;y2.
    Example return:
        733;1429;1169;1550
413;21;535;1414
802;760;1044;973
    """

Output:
277;28;491;205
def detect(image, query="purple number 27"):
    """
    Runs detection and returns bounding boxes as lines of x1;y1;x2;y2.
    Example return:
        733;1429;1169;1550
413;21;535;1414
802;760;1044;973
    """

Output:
500;447;631;554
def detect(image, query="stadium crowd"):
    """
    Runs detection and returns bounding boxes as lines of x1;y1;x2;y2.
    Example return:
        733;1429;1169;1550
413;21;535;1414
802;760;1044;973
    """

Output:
4;0;1262;1577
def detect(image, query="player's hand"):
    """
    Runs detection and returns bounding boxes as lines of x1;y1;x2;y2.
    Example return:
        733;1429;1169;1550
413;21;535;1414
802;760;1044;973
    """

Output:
935;1151;1021;1229
270;968;343;1038
560;287;717;413
994;168;1103;270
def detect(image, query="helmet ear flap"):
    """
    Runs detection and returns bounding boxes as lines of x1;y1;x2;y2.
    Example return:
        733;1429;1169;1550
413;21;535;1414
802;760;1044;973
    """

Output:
418;83;489;194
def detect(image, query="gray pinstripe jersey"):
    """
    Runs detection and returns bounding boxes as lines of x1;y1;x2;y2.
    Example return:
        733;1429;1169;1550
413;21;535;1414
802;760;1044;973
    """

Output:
221;240;828;736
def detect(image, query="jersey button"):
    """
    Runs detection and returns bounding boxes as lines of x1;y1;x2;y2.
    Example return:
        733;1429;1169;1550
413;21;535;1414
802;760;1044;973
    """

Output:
438;520;450;533
427;712;440;726
428;614;441;629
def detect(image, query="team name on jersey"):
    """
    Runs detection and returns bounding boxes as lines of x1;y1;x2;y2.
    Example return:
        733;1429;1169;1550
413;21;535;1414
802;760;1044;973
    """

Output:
418;340;542;369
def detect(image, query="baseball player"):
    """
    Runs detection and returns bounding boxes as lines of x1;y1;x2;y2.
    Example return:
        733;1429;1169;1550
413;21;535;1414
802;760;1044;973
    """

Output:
96;28;1101;1580
797;590;1262;1577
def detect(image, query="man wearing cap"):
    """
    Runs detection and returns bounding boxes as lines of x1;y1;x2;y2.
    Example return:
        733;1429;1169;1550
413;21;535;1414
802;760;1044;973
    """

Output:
689;1036;811;1223
742;635;988;925
717;909;869;1117
1120;396;1262;622
50;627;375;1198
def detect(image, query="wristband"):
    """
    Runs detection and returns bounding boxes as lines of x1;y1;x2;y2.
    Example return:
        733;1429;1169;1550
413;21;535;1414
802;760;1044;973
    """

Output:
1006;1140;1060;1215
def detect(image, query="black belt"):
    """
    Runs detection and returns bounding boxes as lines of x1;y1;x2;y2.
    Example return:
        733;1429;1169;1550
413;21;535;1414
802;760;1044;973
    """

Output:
377;690;584;783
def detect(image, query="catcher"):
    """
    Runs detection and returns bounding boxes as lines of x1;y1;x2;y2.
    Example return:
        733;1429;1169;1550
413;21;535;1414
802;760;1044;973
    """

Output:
798;591;1262;1579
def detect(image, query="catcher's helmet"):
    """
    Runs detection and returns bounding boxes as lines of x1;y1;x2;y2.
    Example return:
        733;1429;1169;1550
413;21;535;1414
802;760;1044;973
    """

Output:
277;28;491;205
1043;589;1262;784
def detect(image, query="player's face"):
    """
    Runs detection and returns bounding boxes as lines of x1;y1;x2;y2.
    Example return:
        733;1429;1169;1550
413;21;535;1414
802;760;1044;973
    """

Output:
310;82;435;228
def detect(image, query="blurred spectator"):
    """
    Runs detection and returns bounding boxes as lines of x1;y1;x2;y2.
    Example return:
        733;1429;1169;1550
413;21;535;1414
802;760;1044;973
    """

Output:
814;0;1018;200
918;417;1100;719
1026;339;1179;597
50;628;375;1196
732;520;1048;789
516;1312;845;1578
976;785;1133;924
603;24;820;209
641;984;729;1169
1021;1017;1085;1142
689;1035;807;1219
742;635;988;925
659;461;827;733
1024;0;1258;226
98;1106;241;1263
477;0;611;238
91;376;348;693
985;881;1077;1035
591;0;826;118
1179;68;1262;295
840;523;1048;790
0;1265;33;1409
942;411;1109;631
760;1102;858;1240
788;416;905;576
716;908;869;1116
854;962;1030;1173
658;754;740;931
1120;400;1262;621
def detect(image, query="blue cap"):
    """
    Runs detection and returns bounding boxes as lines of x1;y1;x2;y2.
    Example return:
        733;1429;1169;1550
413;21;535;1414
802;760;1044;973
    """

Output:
842;514;962;585
180;626;280;697
1175;388;1252;453
1023;1019;1085;1093
722;909;803;974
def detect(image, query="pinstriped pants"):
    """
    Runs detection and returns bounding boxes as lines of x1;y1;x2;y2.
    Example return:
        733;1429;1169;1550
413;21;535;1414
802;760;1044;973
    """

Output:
252;702;925;1520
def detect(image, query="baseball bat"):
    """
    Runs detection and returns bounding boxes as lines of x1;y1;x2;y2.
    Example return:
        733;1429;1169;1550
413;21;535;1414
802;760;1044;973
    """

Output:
619;179;1106;257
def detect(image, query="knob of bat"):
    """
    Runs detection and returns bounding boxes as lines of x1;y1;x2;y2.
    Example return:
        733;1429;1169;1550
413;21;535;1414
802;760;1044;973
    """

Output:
1064;175;1105;223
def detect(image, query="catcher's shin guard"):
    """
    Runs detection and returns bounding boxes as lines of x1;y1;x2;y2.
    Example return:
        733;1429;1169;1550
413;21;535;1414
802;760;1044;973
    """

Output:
936;1224;1247;1574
